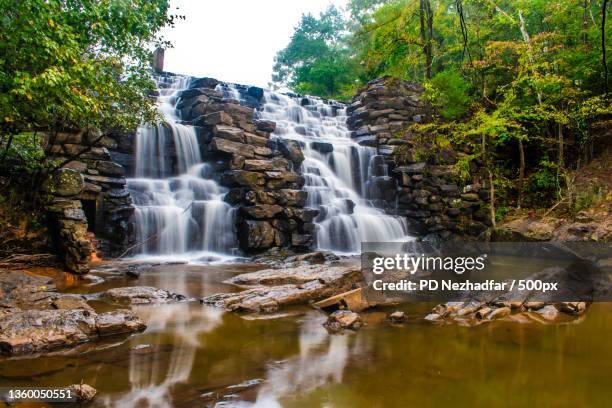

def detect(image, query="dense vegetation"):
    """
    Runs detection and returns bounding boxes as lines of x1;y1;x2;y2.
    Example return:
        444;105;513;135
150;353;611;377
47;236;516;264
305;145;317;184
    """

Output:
273;0;611;217
0;0;174;175
0;0;174;246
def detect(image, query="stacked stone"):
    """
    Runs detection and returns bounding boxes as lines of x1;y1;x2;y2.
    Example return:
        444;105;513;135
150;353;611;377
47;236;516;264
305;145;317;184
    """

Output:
393;163;491;239
176;77;317;253
346;77;491;241
45;168;91;273
347;76;432;155
45;130;134;269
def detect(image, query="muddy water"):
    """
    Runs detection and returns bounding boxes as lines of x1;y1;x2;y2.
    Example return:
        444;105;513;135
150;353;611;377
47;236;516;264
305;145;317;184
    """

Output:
1;263;611;407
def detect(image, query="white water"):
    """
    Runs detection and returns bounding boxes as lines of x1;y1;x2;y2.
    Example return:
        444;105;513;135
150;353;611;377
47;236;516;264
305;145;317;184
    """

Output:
127;76;237;261
258;91;412;253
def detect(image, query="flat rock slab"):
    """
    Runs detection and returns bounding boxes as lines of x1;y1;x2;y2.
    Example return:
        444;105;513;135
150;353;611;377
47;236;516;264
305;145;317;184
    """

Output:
226;264;361;287
0;308;145;355
101;286;187;304
204;264;363;313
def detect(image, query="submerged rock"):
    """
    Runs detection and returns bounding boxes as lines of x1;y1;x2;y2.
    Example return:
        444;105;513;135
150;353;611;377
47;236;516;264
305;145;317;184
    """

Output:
323;310;363;332
101;286;186;304
388;311;407;323
0;308;145;355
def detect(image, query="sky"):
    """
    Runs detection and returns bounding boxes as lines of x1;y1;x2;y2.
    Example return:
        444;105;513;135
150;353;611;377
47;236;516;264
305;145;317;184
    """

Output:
161;0;348;88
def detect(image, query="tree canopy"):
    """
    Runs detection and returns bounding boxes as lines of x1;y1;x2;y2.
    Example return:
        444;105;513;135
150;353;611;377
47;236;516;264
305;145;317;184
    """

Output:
0;0;175;168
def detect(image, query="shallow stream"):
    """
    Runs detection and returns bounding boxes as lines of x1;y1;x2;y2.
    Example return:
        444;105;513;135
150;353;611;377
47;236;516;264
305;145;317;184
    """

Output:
1;262;610;407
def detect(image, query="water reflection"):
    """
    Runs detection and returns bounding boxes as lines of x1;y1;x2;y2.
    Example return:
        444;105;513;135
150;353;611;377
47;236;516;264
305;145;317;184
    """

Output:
248;314;368;407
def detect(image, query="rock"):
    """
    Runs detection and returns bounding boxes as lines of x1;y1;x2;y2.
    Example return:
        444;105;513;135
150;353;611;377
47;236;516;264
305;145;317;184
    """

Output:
96;160;125;177
247;86;264;100
0;308;145;355
276;189;307;207
388;311;406;322
52;169;84;197
203;264;363;313
237;220;277;251
535;305;560;321
213;125;245;143
244;159;274;172
51;295;93;312
101;286;186;304
323;310;363;332
210;137;255;158
228;264;362;287
255;119;276;133
278;139;305;164
220;170;265;188
70;384;97;403
240;204;284;220
310;141;333;154
94;309;147;335
189;77;219;89
488;306;511;319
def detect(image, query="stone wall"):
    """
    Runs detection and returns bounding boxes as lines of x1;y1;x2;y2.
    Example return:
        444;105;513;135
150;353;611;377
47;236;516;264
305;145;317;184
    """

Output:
347;77;492;241
168;75;317;253
45;130;134;272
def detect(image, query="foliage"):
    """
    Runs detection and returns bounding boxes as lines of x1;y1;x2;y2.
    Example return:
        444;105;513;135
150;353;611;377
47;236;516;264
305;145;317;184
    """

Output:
0;0;175;169
273;0;610;212
424;69;472;119
272;6;358;100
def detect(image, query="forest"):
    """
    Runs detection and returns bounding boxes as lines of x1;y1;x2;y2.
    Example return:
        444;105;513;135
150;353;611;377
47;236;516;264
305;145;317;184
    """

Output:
273;0;611;218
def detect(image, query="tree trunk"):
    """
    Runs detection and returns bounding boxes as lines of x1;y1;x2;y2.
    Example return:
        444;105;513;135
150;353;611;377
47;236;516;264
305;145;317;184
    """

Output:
518;138;525;208
603;0;609;94
420;0;433;80
558;123;564;170
1;134;15;164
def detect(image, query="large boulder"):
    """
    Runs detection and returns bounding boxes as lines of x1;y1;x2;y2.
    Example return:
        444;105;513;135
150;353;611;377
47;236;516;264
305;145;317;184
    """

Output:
0;308;145;355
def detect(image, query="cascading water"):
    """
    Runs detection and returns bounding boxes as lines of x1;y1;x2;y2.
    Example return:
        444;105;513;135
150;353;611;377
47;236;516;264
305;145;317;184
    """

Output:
127;75;236;260
258;91;412;253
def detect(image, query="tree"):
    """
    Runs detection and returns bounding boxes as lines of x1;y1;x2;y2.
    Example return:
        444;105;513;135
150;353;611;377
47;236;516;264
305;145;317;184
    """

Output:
0;0;176;169
272;5;358;99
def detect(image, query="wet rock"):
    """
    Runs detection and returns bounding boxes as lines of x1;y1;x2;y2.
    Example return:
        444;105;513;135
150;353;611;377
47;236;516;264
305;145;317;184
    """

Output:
388;311;406;322
535;305;560;321
52;295;93;312
220;170;265;188
240;204;284;220
203;264;362;313
311;141;333;154
70;384;97;403
210;137;255;158
0;308;145;355
278;139;304;164
101;286;186;304
237;220;277;251
323;310;362;332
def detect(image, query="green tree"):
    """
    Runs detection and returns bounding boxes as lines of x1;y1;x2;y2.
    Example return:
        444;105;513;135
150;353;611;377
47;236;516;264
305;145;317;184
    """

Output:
0;0;176;168
272;6;358;99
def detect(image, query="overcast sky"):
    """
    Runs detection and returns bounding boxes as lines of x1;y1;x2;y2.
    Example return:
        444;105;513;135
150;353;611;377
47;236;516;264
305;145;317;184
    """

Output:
161;0;347;88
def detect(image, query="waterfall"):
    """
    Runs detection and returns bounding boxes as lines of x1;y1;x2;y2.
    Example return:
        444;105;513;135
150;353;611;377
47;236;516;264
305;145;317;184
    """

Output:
258;92;412;253
127;75;237;261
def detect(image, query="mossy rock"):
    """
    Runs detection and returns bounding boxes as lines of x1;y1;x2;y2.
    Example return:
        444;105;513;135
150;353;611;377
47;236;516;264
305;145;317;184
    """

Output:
52;169;84;197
